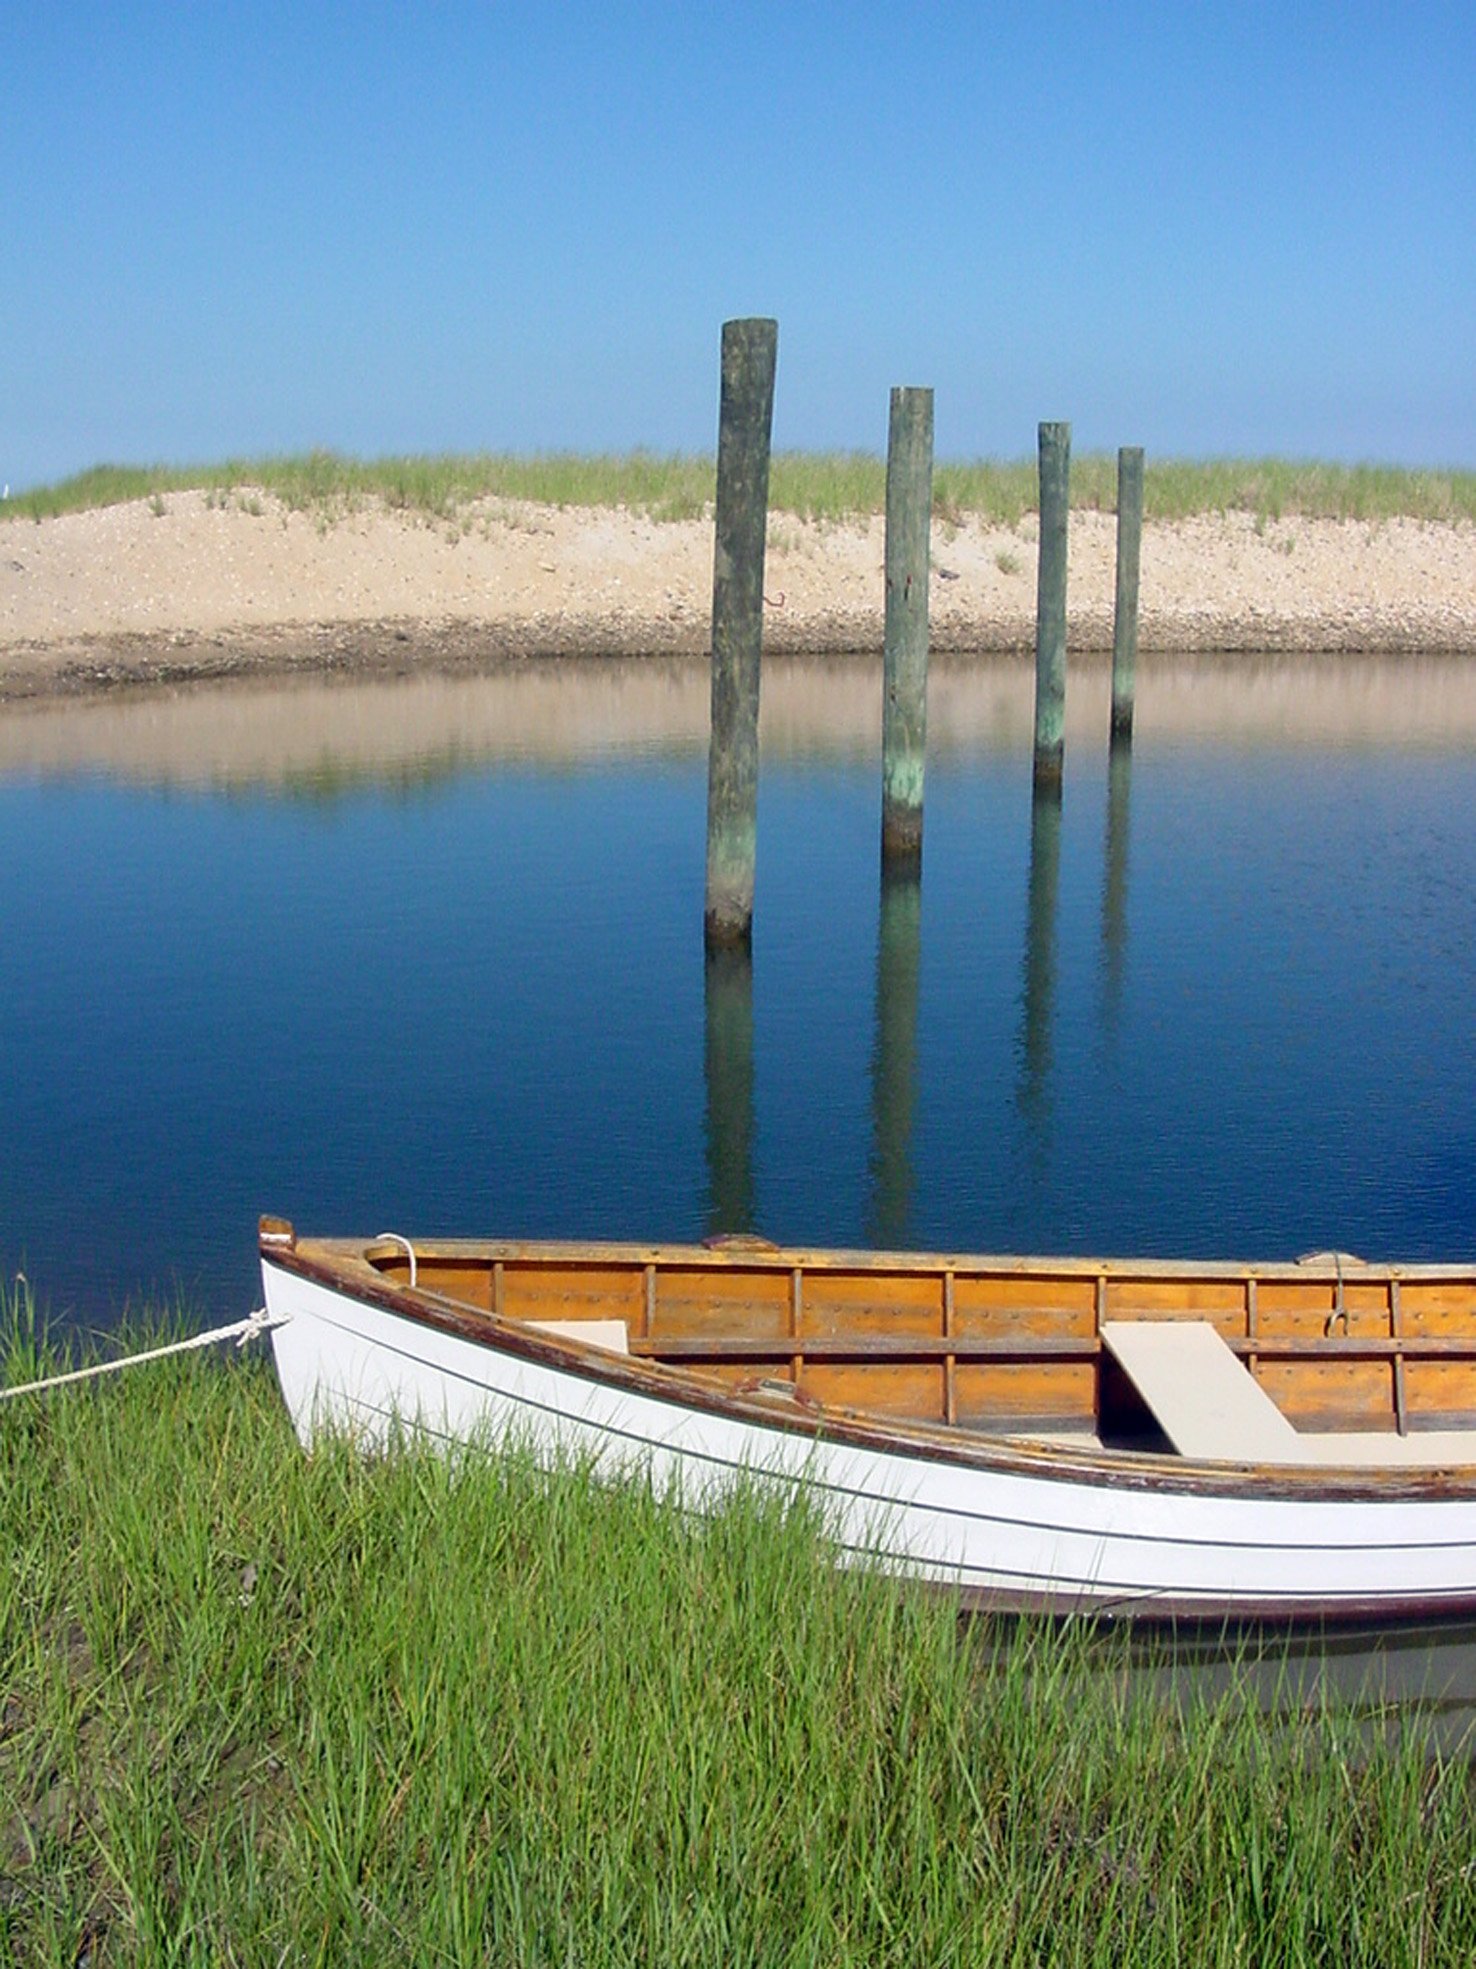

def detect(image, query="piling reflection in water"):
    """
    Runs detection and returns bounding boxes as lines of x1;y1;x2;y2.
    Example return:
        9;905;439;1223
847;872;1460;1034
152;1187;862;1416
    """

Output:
868;870;923;1247
1101;740;1133;1036
703;945;756;1235
1017;786;1063;1145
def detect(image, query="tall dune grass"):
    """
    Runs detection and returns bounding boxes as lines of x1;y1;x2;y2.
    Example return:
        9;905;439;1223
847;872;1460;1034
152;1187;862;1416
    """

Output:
4;1291;1475;1964
5;449;1474;528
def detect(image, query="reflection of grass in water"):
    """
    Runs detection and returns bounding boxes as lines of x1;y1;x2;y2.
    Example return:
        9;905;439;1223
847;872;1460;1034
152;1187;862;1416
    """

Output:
239;741;702;805
273;746;479;806
6;449;1474;527
5;1286;1475;1963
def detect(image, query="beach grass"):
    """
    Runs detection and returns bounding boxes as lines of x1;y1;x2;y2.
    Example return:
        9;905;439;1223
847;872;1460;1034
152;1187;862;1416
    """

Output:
5;1290;1476;1964
5;449;1475;529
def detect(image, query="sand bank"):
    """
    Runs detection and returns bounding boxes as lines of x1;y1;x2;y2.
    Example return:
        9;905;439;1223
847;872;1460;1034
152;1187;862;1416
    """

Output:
1;493;1472;701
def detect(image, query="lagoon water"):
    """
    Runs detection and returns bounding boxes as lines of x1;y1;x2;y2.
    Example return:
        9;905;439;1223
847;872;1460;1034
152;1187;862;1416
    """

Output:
2;654;1474;1330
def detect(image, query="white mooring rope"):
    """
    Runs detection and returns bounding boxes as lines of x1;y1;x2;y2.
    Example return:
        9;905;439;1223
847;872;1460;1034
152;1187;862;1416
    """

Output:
0;1305;290;1403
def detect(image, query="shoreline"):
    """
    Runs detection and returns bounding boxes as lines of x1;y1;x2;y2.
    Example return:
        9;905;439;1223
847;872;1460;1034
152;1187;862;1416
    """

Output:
3;493;1474;703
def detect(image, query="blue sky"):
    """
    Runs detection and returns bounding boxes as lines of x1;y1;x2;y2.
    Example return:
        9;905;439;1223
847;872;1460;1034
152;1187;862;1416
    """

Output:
4;1;1472;490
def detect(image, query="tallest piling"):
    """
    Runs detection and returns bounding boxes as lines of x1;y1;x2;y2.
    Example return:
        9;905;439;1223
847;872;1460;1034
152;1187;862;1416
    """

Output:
705;318;778;950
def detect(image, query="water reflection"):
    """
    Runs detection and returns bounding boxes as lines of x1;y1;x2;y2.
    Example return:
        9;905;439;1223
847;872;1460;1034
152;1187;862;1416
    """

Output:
868;871;923;1246
1100;740;1133;1036
1117;1619;1476;1761
9;654;1476;790
703;945;756;1235
987;1617;1476;1760
3;652;1475;1326
1017;787;1063;1148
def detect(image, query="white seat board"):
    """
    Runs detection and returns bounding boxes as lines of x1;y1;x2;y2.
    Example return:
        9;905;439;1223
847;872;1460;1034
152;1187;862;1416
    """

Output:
1102;1321;1476;1467
1291;1430;1476;1468
522;1318;631;1355
1101;1321;1300;1461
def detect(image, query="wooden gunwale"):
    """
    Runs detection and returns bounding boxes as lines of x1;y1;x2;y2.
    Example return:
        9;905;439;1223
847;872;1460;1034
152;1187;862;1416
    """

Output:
336;1233;1475;1283
260;1225;1476;1505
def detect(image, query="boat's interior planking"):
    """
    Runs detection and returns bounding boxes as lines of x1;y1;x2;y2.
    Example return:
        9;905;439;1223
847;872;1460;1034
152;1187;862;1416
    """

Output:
361;1240;1476;1445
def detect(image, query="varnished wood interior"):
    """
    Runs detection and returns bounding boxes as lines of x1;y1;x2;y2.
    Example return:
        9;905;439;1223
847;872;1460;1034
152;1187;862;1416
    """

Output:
362;1241;1476;1441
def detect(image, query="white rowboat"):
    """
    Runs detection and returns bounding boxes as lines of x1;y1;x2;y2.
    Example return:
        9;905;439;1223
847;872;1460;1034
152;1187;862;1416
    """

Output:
260;1217;1476;1626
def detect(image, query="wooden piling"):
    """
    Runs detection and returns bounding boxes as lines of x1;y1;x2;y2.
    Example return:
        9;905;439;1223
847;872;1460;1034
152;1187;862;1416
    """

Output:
881;386;934;871
1111;445;1144;747
1032;421;1071;796
705;317;778;950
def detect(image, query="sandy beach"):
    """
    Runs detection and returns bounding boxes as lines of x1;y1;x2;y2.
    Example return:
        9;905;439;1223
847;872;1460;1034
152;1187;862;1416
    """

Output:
1;492;1473;701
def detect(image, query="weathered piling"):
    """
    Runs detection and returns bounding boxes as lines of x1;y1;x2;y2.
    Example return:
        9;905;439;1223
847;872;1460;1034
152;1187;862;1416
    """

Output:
1111;445;1144;747
1032;421;1071;797
705;317;778;950
881;386;934;872
704;944;756;1234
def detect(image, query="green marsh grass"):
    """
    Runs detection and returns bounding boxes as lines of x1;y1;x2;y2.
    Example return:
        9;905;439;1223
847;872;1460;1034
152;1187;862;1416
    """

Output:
6;450;1474;529
4;1296;1476;1963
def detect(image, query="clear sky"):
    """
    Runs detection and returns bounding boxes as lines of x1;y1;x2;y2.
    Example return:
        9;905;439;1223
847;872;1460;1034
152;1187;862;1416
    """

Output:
4;1;1472;490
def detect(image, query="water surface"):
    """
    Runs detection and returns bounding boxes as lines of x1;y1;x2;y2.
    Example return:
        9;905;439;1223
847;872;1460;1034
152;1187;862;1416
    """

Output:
2;654;1473;1327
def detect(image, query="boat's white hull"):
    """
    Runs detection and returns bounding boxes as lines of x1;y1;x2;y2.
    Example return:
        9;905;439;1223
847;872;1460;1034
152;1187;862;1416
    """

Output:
262;1256;1476;1624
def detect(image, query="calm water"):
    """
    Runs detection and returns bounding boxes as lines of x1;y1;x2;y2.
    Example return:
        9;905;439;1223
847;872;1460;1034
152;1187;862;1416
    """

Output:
2;655;1474;1329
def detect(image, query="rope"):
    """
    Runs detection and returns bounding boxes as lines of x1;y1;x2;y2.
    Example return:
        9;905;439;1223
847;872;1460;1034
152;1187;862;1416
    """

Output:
375;1232;417;1289
0;1305;289;1403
